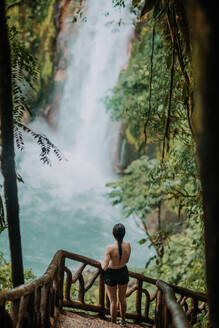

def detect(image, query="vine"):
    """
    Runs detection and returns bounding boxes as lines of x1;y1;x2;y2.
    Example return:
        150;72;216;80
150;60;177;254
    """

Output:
144;23;156;145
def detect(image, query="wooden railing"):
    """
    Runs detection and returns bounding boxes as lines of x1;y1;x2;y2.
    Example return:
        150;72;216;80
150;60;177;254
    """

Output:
155;280;208;328
0;250;208;327
0;250;65;328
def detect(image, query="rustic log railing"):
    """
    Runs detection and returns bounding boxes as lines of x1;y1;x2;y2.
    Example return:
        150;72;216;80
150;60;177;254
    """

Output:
0;250;208;328
155;280;208;328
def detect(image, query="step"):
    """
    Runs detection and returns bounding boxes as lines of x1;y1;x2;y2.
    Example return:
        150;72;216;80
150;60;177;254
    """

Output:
56;310;152;328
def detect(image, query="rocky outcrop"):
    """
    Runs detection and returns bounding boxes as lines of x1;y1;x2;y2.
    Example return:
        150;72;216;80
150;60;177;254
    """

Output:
42;0;84;128
114;122;139;173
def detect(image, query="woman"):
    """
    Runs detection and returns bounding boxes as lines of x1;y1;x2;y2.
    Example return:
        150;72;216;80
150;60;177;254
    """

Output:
99;223;131;325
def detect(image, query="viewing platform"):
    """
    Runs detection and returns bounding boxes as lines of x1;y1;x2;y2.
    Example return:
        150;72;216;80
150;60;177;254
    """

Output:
0;250;208;327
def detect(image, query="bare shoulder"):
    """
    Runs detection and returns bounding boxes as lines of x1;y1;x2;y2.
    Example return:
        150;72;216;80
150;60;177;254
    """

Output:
105;244;114;253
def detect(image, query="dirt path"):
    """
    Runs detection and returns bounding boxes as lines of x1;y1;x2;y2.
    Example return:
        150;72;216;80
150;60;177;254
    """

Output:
56;310;151;328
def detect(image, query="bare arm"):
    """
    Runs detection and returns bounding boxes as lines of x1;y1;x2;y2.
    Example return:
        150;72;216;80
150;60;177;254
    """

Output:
99;246;111;270
127;243;131;262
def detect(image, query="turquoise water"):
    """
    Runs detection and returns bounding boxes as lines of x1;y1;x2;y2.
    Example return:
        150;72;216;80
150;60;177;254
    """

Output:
0;0;153;276
0;139;152;275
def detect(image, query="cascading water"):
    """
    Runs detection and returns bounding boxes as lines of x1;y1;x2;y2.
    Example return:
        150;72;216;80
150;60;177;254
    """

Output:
0;1;153;275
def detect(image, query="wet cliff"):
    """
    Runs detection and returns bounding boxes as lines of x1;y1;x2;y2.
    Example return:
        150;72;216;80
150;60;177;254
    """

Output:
7;0;83;116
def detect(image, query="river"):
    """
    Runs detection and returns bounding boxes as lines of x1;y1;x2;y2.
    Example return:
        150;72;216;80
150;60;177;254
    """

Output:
0;0;153;276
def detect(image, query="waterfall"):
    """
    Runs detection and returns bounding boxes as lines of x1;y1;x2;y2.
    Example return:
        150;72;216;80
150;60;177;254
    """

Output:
0;0;153;275
57;0;136;179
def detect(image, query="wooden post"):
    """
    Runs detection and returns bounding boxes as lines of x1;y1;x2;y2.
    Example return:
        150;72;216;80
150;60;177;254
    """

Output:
10;299;20;327
64;266;72;301
99;273;105;318
162;293;168;328
26;293;35;327
40;283;50;328
136;279;143;321
155;289;162;328
78;273;85;304
34;286;41;328
58;256;65;310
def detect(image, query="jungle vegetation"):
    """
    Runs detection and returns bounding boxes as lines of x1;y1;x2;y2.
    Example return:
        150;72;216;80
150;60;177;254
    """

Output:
0;0;219;326
105;0;206;295
0;0;208;291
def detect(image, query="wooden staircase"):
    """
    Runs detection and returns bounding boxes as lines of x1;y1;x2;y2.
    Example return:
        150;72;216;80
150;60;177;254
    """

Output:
0;250;208;328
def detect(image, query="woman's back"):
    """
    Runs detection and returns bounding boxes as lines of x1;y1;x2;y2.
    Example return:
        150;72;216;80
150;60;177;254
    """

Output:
108;242;131;269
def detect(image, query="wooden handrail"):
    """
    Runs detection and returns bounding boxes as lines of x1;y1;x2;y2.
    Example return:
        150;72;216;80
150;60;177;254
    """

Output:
0;250;63;303
156;280;191;328
0;250;208;328
169;282;207;303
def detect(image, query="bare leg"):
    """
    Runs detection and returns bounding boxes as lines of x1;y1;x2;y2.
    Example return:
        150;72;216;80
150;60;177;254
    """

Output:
118;283;128;321
105;285;117;323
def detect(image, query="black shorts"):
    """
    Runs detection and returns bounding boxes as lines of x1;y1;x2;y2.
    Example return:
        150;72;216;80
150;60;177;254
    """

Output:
102;265;129;287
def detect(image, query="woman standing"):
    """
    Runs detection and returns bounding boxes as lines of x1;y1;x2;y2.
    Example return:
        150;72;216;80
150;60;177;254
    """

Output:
99;223;131;325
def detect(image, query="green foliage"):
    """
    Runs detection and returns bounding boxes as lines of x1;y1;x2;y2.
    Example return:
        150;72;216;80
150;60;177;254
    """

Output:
143;215;206;291
6;0;59;105
0;251;35;290
105;23;192;151
112;0;126;8
9;26;39;123
108;142;201;222
161;218;205;291
9;26;63;163
105;7;205;297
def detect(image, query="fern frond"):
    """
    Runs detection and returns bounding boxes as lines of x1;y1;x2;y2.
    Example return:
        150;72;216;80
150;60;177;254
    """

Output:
8;26;64;167
15;122;65;165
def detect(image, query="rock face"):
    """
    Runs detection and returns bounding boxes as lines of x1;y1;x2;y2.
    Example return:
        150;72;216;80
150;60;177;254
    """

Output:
43;0;84;128
7;0;78;121
114;122;139;173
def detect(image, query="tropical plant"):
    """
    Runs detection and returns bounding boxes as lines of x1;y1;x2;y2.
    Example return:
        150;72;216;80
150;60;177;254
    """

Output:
0;251;35;291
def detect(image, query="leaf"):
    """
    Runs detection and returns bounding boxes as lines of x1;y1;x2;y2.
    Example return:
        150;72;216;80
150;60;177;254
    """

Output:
145;255;156;268
138;238;147;245
16;173;24;184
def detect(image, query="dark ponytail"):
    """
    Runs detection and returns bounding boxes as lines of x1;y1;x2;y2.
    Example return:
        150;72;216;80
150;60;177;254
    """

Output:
113;223;125;260
118;239;123;261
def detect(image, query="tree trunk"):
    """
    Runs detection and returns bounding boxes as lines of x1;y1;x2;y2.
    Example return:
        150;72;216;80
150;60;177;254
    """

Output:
188;2;219;326
0;0;24;287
